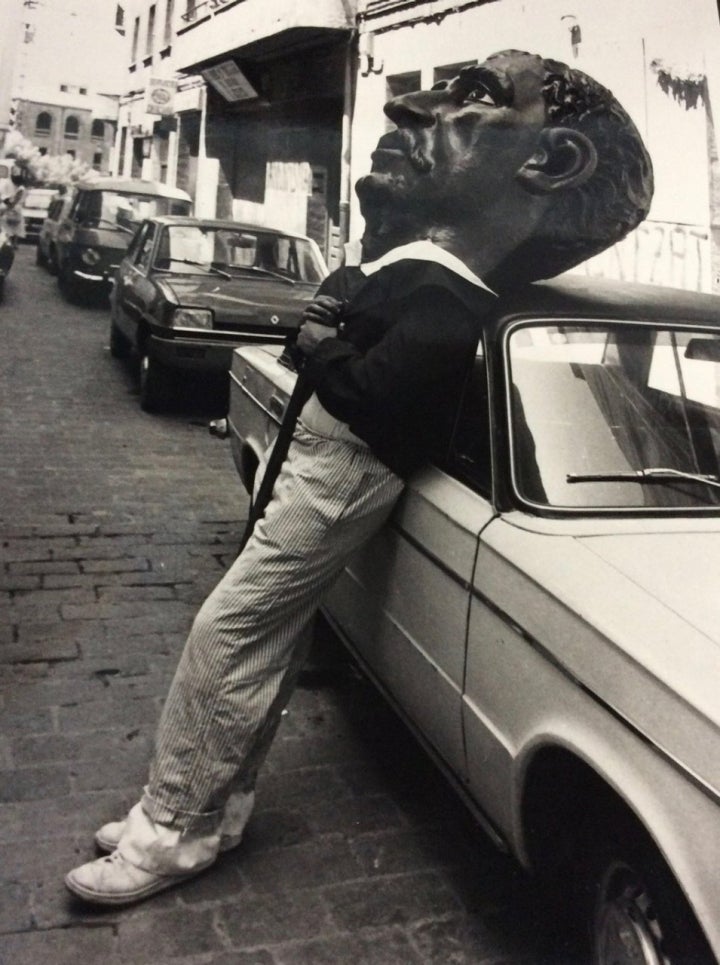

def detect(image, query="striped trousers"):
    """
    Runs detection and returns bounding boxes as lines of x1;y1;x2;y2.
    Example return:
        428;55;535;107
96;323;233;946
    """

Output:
118;423;403;874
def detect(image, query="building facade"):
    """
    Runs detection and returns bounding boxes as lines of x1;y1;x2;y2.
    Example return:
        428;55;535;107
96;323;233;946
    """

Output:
12;90;118;172
116;0;357;268
2;0;125;174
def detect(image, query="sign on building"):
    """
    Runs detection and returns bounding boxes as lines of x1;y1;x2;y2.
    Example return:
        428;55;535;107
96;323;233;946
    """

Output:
146;78;177;116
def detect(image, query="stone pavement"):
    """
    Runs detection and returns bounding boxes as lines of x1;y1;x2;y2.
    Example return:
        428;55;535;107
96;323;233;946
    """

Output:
0;247;549;964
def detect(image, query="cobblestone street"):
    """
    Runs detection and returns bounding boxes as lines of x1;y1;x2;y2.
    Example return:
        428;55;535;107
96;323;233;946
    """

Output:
0;246;549;964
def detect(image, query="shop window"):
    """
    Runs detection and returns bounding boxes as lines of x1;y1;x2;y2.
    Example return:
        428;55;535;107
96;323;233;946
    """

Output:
131;16;140;60
64;115;80;139
386;71;421;99
433;60;477;86
163;0;174;47
35;111;52;135
385;71;421;130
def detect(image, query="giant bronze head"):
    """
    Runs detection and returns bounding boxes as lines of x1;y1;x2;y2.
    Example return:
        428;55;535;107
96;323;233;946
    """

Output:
356;49;653;286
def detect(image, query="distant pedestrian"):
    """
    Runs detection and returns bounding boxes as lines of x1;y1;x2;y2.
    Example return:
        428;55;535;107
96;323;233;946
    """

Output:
0;166;28;246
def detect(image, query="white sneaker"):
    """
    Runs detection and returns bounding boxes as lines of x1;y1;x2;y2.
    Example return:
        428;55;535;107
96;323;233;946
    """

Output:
94;791;255;857
64;850;202;906
94;819;244;854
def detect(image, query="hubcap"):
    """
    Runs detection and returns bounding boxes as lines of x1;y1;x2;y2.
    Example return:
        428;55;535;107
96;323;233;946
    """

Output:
595;862;669;965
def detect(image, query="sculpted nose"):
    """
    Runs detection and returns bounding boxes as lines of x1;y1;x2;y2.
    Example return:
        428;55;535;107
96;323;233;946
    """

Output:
384;90;437;128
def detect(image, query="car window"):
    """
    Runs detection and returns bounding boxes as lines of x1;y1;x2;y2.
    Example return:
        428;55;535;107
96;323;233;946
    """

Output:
506;322;720;511
158;225;326;283
77;191;190;231
447;343;492;497
135;222;157;271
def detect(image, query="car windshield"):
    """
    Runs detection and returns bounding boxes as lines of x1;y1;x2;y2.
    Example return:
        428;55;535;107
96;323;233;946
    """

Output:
154;225;326;284
80;190;191;231
506;322;720;511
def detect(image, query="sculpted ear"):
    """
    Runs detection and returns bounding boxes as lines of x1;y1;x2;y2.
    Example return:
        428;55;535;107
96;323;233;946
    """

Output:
516;127;598;194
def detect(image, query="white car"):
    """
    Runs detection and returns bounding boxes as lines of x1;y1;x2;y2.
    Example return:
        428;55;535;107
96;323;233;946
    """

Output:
220;275;720;965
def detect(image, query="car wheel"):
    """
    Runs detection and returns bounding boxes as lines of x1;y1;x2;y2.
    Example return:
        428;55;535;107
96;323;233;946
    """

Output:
139;352;174;413
35;244;45;267
577;811;712;965
48;244;59;275
109;319;131;359
58;264;81;302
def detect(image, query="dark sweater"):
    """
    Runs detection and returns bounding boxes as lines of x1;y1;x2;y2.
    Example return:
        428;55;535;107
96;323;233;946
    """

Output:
303;259;496;478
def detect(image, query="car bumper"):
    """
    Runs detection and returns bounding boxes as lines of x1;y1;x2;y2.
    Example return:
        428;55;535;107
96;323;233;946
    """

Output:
150;332;285;375
70;267;116;286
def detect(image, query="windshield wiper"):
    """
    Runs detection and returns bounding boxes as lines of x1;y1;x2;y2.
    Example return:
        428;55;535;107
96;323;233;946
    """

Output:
229;265;296;285
164;258;231;279
567;467;720;491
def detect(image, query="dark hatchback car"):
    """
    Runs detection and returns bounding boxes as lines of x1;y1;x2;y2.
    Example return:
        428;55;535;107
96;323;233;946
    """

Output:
56;177;192;303
109;215;328;411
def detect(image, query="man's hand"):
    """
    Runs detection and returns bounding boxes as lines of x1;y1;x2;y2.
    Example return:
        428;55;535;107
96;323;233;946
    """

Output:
296;294;344;356
296;319;336;356
300;294;344;328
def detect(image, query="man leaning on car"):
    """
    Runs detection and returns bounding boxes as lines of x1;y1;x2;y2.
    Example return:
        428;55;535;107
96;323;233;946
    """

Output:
65;49;653;905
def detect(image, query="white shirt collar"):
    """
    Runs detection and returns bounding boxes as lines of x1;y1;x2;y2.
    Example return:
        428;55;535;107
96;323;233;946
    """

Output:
359;239;496;295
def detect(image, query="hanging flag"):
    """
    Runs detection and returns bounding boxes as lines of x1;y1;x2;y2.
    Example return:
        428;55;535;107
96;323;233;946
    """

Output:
115;4;125;35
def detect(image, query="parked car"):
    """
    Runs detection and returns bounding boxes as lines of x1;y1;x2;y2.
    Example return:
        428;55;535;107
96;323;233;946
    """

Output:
222;274;720;964
21;187;56;243
36;189;75;273
56;177;192;303
109;215;328;412
0;224;15;300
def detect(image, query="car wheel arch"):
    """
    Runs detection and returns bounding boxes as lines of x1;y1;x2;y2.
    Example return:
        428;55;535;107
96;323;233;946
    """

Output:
517;743;714;960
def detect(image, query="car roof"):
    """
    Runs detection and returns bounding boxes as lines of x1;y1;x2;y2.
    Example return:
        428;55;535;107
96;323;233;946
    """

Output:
75;177;192;201
143;214;313;241
490;274;720;332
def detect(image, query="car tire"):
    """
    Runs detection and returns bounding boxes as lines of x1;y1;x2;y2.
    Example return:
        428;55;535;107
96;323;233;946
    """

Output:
109;319;131;359
575;808;713;965
48;245;59;276
35;244;46;268
58;264;81;302
139;352;174;413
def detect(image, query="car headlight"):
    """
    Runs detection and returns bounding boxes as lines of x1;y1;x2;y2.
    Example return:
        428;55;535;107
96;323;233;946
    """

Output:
171;307;213;330
80;247;101;266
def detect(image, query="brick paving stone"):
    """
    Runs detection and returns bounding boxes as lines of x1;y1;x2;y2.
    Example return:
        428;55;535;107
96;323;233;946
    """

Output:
0;924;119;965
217;889;332;948
0;763;71;802
324;871;463;932
116;907;227;963
273;928;424;965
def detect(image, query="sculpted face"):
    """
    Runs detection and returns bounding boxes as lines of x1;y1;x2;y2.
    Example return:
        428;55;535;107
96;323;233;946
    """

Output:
356;50;549;225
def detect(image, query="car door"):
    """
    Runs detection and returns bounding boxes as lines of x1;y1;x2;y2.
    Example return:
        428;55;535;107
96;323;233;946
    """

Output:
323;348;495;781
114;221;157;342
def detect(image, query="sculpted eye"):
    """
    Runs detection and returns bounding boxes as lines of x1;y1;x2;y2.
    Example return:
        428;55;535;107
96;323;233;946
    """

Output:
465;85;496;106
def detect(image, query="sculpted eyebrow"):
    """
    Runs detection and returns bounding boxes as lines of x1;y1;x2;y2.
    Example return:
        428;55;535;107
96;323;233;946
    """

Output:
460;66;514;106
